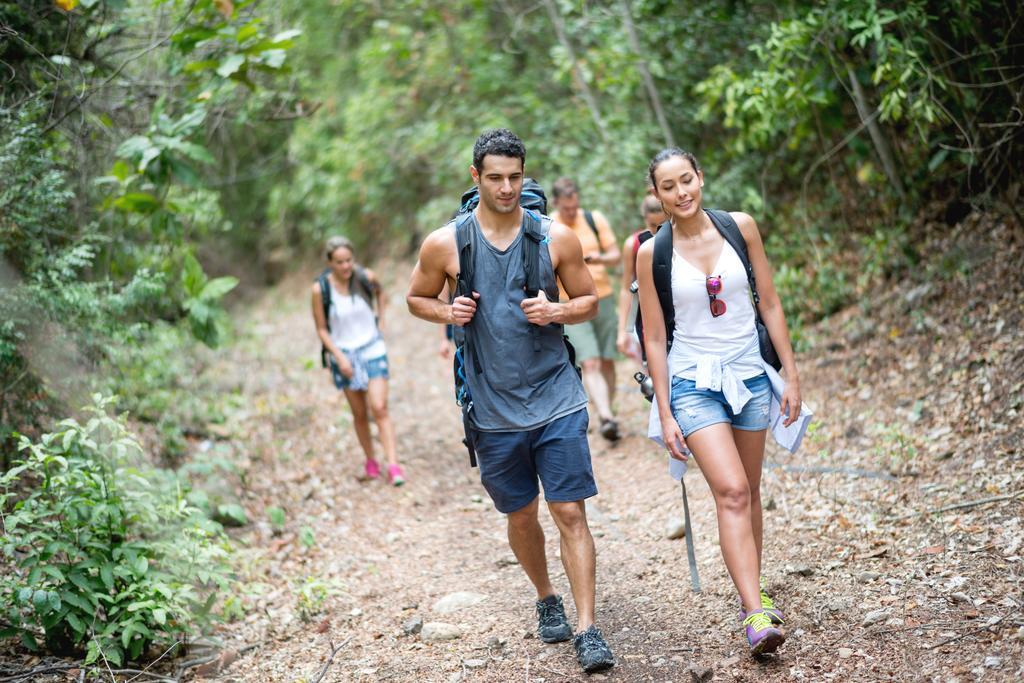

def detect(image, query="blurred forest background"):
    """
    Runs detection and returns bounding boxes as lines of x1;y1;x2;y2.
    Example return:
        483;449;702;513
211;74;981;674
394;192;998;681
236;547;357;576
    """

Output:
1;0;1021;672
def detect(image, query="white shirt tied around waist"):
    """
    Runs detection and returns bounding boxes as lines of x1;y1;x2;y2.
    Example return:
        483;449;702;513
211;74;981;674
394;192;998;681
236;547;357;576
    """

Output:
647;330;761;452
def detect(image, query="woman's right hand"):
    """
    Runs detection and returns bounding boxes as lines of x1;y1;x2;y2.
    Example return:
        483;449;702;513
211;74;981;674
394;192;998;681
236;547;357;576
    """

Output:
334;354;354;379
661;419;689;461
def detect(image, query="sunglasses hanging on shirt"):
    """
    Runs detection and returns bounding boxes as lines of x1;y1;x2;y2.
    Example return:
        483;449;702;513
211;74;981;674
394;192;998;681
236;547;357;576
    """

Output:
706;275;726;317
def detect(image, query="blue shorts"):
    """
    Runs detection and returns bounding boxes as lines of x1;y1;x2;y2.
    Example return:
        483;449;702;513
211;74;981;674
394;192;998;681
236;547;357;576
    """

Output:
669;373;772;437
328;353;389;390
474;408;597;514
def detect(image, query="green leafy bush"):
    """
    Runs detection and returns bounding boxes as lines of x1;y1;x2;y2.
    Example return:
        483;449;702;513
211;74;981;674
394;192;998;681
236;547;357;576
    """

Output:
0;397;231;666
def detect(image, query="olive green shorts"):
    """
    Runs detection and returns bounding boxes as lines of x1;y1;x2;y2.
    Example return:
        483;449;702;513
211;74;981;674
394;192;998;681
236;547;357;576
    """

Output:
565;295;618;362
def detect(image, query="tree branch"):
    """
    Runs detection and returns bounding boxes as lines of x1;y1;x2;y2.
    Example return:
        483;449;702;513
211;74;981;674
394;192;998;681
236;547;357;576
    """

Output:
40;0;199;136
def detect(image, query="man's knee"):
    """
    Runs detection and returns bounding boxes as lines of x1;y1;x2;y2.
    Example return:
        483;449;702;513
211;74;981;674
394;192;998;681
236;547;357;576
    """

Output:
581;358;601;374
548;501;588;533
507;498;540;531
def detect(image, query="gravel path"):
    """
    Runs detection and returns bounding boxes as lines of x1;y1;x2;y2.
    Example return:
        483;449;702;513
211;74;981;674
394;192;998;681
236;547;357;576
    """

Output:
199;254;1023;682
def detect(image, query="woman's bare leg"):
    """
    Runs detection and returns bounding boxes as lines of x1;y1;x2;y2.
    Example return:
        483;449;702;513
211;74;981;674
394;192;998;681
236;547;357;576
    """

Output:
343;388;374;461
686;423;761;613
367;377;398;466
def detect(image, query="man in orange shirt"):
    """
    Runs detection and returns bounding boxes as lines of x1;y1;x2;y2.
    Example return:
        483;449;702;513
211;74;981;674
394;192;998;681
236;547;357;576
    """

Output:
550;178;622;442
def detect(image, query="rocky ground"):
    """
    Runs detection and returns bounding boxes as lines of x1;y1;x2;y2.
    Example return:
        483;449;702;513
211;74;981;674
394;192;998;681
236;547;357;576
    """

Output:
8;216;1022;682
179;214;1023;682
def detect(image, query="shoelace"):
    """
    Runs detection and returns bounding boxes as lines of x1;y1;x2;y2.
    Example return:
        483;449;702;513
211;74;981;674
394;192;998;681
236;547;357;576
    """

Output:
537;600;562;627
743;610;774;631
576;627;606;650
760;589;777;610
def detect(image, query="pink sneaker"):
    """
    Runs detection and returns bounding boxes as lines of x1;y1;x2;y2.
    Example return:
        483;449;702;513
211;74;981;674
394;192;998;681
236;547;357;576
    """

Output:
387;464;405;487
364;459;381;480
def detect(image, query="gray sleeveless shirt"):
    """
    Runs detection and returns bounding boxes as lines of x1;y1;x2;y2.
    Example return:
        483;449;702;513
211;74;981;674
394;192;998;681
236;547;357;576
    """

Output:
456;213;588;432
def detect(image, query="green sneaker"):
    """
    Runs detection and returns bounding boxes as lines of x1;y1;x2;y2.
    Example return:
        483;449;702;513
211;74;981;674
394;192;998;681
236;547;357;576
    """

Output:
738;578;785;625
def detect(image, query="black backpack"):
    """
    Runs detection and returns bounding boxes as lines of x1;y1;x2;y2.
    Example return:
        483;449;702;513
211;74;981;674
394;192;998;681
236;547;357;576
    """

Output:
634;209;781;370
316;266;377;368
451;186;580;467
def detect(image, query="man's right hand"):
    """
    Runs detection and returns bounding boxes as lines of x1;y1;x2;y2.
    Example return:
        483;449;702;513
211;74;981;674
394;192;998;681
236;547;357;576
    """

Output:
451;292;480;327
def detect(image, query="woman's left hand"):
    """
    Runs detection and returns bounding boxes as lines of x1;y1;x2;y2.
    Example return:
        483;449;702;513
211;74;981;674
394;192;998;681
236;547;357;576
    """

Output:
780;382;801;427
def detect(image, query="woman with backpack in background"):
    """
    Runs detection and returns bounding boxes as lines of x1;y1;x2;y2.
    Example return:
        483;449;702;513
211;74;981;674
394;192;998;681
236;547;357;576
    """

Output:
616;193;668;362
312;236;405;486
635;149;801;656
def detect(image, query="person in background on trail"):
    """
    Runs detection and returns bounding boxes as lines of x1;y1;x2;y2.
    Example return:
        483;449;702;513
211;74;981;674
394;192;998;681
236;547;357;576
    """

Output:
312;236;405;486
616;194;668;363
406;129;616;673
550;178;623;443
636;149;802;657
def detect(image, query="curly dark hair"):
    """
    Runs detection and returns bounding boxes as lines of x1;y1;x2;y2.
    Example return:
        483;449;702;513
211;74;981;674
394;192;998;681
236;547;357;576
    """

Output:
648;148;701;187
472;128;526;172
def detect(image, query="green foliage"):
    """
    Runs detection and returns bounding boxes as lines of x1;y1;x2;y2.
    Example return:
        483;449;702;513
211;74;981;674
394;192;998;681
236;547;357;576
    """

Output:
293;576;343;623
266;506;286;532
0;397;231;665
0;0;301;441
98;322;242;460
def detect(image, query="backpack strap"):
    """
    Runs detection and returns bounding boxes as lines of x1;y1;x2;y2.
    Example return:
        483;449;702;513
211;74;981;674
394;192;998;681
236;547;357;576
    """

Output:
453;213;484;375
521;210;547;352
652;219;675;353
521;210;545;298
351;265;378;312
705;209;782;369
317;269;332;368
705;209;760;306
583;209;601;244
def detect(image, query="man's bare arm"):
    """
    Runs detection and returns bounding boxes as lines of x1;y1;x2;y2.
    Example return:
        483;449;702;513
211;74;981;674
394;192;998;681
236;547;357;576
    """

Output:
548;222;598;324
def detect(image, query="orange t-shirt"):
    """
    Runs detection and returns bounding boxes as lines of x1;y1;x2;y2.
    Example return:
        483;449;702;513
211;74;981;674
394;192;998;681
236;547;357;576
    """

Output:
551;208;617;299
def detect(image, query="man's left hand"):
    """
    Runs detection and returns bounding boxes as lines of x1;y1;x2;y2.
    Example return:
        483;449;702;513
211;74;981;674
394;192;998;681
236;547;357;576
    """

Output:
521;289;557;326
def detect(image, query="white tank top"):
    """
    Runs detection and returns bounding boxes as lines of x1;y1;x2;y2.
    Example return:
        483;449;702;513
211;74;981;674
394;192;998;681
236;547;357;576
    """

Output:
666;240;763;381
328;284;379;351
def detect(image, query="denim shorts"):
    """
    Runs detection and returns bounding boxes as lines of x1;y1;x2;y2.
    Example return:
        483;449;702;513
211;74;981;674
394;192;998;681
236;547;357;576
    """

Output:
474;408;597;514
328;353;389;390
669;373;772;437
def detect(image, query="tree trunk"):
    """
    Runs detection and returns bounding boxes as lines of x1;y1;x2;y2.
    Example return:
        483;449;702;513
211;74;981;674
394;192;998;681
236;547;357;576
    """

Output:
540;0;610;145
617;0;675;148
845;62;905;199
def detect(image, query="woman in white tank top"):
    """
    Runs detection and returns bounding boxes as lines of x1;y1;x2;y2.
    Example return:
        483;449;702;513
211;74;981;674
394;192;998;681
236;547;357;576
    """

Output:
312;236;404;486
636;149;802;656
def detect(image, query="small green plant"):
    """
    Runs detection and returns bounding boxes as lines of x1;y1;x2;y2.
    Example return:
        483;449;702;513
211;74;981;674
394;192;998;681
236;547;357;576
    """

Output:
0;396;231;665
266;506;286;533
293;577;344;623
874;422;919;471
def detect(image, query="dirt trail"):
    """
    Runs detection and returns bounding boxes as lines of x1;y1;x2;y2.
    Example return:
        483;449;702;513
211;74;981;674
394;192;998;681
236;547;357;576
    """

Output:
201;249;1023;682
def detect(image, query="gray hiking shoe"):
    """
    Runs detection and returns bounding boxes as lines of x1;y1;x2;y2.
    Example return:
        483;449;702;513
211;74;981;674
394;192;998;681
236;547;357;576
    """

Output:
573;625;615;672
535;595;573;643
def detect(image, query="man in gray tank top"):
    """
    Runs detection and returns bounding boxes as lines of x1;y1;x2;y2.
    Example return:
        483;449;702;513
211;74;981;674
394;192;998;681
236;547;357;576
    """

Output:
406;129;615;673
